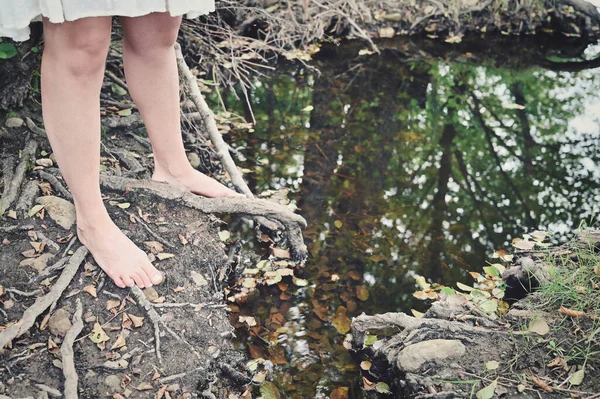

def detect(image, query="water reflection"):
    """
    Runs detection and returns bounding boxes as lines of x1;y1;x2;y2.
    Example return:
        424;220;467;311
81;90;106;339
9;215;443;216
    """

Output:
213;39;600;398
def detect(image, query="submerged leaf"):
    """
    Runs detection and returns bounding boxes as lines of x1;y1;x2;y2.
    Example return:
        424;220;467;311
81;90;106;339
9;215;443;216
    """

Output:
332;306;351;334
259;381;281;399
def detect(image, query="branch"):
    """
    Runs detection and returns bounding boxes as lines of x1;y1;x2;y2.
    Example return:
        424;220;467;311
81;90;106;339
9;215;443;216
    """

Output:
0;246;88;349
61;299;83;399
100;175;308;260
1;138;37;214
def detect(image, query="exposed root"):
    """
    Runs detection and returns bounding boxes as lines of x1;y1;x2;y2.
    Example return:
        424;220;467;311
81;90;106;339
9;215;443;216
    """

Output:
130;285;204;364
25;118;48;138
126;211;175;250
0;224;35;233
100;175;308;260
15;180;39;211
61;298;83;399
37;170;73;200
1;138;38;214
0;246;88;349
174;43;282;233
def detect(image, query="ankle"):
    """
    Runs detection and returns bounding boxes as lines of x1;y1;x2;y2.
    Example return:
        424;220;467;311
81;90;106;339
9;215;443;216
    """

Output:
153;160;194;179
75;205;113;233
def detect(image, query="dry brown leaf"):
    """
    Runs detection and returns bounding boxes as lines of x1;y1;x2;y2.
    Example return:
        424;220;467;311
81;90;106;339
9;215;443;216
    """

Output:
547;357;565;368
270;247;291;258
156;385;168;399
113;394;126;399
128;313;144;328
178;234;188;245
362;376;377;391
530;375;553;392
152;369;161;381
559;306;586;318
173;286;185;293
330;387;349;399
153;296;166;304
110;332;126;350
144;241;164;254
136;382;154;391
83;284;97;298
106;299;120;311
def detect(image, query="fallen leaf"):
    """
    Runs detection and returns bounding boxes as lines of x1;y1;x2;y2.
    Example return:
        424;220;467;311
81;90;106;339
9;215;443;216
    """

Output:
83;284;97;298
292;276;308;286
356;285;369;301
333;220;343;229
270;247;290;258
156;253;175;261
110;332;126;350
528;318;549;335
375;382;390;393
512;238;535;250
476;379;497;399
330;387;349;399
332;306;351;334
28;204;45;217
218;230;231;241
362;376;377;390
106;299;121;311
128;313;144;328
259;381;280;399
360;361;372;370
485;360;500;370
88;323;110;344
144;241;164;254
569;368;585;386
410;309;425;318
136;382;154;391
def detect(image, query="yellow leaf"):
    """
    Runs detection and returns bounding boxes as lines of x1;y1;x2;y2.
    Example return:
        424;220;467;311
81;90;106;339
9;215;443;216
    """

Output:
88;323;110;344
528;318;550;335
332;306;351;334
156;253;175;260
83;284;97;298
110;332;126;350
356;285;369;301
334;220;343;228
411;309;425;318
360;361;372;370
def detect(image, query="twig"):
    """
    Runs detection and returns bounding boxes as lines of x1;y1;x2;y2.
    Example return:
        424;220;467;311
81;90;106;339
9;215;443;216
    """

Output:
157;367;205;384
61;298;83;399
5;288;41;297
0;246;88;349
127;212;175;249
37;170;73;200
105;70;129;92
0;224;35;233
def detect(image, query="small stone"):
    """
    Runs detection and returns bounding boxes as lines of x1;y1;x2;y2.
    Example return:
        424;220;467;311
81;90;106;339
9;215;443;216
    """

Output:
35;158;53;168
35;196;76;230
396;339;466;372
48;308;72;337
190;271;208;286
187;152;201;169
104;375;121;389
5;117;24;128
20;253;56;273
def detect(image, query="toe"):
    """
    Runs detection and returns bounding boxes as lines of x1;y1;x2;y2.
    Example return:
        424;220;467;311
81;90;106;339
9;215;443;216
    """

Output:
122;276;135;287
138;269;153;288
130;273;145;288
142;263;163;285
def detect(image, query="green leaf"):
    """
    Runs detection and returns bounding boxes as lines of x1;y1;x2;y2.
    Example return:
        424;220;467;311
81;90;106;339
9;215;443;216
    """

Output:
117;108;132;116
0;43;17;59
364;334;377;347
375;382;390;393
116;202;130;209
483;266;500;278
569;368;585;386
476;379;497;399
28;204;45;217
440;287;456;295
456;282;474;292
31;46;39;53
479;300;498;314
259;381;281;399
218;230;231;241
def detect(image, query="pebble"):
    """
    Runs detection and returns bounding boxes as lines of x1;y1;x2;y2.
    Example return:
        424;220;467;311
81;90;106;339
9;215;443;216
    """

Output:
104;375;121;389
35;196;76;230
187;152;201;169
48;308;72;337
35;158;53;168
5;117;24;128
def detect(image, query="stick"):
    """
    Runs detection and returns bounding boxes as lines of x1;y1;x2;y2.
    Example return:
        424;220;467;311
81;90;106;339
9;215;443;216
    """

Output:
61;298;83;399
37;170;73;200
0;246;88;349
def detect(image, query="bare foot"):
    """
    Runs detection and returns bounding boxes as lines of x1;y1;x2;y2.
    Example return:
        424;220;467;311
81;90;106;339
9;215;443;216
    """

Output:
77;213;163;288
152;166;241;198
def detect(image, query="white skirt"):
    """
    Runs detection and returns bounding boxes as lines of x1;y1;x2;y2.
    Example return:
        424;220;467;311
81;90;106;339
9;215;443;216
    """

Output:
0;0;215;41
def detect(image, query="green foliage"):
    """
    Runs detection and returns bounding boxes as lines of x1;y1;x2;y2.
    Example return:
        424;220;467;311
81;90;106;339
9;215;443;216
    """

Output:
0;42;17;59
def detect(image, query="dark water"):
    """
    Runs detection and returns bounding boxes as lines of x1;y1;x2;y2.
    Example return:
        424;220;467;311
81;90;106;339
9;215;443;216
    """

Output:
207;38;600;398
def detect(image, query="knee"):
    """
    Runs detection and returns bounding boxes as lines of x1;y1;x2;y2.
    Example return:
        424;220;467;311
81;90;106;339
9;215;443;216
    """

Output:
123;23;180;56
44;25;110;77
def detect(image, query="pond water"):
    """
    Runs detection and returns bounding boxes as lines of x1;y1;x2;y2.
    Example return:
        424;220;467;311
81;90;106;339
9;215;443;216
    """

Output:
207;38;600;398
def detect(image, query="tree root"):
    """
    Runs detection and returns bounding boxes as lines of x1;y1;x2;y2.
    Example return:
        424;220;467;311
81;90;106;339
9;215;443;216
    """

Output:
100;175;308;260
174;43;283;233
15;180;39;211
1;138;38;214
0;246;88;349
37;170;73;200
61;298;83;399
130;285;203;364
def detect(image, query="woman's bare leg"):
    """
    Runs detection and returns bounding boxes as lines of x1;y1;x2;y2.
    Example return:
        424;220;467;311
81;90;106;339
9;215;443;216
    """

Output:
42;17;162;288
120;13;237;197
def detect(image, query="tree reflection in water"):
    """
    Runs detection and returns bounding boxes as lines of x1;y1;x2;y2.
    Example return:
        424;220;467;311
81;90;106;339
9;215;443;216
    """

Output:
212;39;600;398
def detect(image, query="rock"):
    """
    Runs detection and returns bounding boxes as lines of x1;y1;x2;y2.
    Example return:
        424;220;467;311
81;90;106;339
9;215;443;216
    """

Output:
19;253;55;273
104;375;121;389
35;158;53;168
5;117;24;128
35;196;76;230
396;339;466;372
48;308;72;337
187;152;201;169
190;271;208;286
